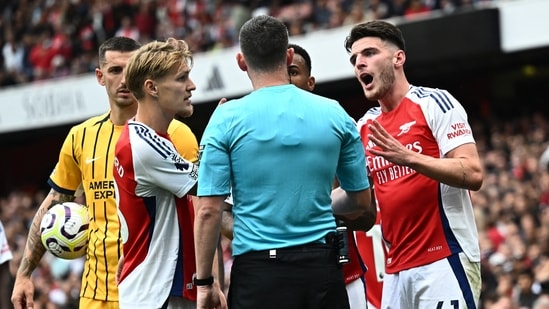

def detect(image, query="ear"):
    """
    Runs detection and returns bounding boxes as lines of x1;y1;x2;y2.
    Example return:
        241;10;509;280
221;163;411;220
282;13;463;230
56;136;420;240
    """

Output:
394;50;406;68
95;68;105;86
286;47;294;67
236;53;247;72
145;80;157;97
307;76;316;92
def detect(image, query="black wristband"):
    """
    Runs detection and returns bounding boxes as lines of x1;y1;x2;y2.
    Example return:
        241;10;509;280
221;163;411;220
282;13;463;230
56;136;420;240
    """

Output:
193;275;214;286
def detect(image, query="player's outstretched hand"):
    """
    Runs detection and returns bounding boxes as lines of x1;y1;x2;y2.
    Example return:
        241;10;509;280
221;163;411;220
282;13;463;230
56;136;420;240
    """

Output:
11;275;35;309
367;120;415;166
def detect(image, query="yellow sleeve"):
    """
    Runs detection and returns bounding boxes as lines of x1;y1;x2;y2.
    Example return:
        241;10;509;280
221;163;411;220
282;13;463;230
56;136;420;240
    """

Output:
168;119;199;162
49;125;83;193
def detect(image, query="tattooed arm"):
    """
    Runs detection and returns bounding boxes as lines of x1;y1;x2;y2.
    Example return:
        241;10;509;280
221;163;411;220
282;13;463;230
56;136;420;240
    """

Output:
11;189;74;309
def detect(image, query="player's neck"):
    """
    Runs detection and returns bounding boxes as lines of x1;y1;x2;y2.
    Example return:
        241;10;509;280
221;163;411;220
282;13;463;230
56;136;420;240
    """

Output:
134;104;171;135
378;78;410;113
110;104;138;126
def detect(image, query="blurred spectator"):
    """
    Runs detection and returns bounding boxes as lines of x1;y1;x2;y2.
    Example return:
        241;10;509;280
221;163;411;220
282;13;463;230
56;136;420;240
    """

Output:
404;0;430;17
312;0;333;29
512;268;539;309
390;0;409;16
327;4;347;28
439;0;457;13
343;2;365;25
28;27;57;81
366;0;392;20
115;15;140;42
2;30;25;75
489;294;519;309
134;1;157;43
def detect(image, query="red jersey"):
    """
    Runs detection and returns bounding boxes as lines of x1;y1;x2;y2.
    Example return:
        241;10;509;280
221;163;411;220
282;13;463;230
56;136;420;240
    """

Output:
356;86;480;274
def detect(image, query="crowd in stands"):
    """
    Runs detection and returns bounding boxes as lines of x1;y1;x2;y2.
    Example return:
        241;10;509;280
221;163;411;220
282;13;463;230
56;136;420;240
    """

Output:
1;0;499;87
470;114;549;308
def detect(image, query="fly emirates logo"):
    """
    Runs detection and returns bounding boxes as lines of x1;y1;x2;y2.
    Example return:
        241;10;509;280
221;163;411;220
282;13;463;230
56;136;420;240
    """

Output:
366;139;419;185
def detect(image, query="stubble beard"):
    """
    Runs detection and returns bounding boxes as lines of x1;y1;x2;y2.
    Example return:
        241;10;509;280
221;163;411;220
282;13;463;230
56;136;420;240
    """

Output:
365;63;396;102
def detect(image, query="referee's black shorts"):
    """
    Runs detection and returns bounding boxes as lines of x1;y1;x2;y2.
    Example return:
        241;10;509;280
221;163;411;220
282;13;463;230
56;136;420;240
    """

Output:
228;239;350;309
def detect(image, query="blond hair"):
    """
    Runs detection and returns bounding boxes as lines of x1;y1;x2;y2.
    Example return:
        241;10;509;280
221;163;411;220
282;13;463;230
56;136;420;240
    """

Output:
125;38;193;100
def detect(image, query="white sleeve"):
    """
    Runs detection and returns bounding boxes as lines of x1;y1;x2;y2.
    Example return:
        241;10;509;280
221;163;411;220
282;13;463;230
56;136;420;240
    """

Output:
133;136;198;198
421;89;476;157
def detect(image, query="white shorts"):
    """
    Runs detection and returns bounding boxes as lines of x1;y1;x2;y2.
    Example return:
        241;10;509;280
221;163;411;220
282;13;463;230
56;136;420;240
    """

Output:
346;278;367;309
381;252;481;309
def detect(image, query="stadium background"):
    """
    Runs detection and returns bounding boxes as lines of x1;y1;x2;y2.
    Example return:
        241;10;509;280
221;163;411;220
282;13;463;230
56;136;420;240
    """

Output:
1;0;549;307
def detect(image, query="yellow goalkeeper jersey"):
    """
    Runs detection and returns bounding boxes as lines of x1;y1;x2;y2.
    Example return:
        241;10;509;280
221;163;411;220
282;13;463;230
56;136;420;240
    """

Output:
48;112;198;302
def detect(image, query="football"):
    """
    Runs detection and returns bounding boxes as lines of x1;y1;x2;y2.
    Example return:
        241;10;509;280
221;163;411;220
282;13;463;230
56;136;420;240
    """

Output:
40;202;89;260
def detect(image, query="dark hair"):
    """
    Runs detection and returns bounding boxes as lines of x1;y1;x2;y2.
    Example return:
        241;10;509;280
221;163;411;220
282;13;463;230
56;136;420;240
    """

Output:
344;20;406;53
239;15;288;72
289;43;312;75
98;37;142;66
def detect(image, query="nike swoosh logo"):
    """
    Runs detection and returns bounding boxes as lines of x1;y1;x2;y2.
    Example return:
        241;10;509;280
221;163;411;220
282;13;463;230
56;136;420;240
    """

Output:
85;157;101;164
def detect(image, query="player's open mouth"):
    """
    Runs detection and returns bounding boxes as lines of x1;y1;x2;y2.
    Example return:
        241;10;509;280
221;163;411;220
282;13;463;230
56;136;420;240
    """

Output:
360;73;373;86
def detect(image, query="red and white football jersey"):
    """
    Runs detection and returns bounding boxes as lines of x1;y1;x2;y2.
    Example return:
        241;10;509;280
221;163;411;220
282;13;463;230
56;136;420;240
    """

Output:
356;86;480;275
113;120;198;309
